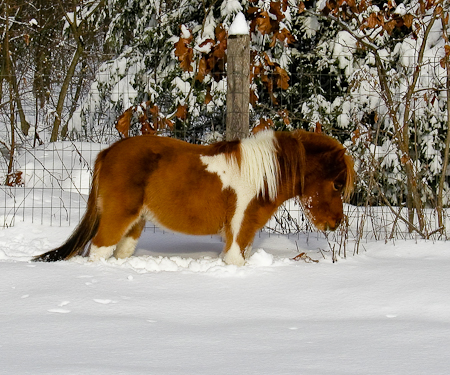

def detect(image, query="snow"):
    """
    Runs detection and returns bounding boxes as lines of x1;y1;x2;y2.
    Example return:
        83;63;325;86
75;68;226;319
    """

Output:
332;31;357;75
111;77;139;110
229;12;249;36
1;189;450;374
220;0;243;17
194;41;213;54
180;24;191;39
394;3;407;16
316;0;328;12
7;141;104;195
1;138;450;374
300;15;321;38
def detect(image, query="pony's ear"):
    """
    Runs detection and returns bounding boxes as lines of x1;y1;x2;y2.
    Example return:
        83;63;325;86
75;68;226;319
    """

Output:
332;148;346;162
292;129;304;140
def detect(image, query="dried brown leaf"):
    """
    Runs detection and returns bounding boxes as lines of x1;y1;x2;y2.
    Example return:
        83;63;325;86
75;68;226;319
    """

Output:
256;11;272;34
403;14;414;28
175;104;188;120
298;1;305;14
116;107;132;138
196;57;207;82
275;65;290;90
270;1;284;22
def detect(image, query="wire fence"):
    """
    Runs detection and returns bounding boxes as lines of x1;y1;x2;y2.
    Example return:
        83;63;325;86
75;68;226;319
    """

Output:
1;70;450;243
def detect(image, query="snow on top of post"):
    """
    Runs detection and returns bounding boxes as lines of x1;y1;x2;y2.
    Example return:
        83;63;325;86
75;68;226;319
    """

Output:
229;12;249;36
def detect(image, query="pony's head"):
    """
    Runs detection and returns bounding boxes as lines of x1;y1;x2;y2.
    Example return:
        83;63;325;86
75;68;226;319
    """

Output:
294;130;355;231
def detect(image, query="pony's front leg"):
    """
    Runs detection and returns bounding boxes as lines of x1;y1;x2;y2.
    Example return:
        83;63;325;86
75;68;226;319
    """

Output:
221;225;255;266
222;242;248;266
222;200;278;266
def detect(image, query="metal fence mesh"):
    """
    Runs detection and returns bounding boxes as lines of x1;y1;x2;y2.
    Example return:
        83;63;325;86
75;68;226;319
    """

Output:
1;70;449;242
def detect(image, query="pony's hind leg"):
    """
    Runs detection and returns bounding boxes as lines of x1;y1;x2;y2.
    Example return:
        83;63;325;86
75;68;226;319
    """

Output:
89;210;142;262
114;218;145;259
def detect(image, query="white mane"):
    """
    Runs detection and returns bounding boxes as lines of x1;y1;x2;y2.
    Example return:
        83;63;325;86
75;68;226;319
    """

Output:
200;130;279;202
239;130;279;201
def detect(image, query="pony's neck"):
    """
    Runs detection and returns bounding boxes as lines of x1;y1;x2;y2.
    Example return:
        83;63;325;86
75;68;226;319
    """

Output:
273;132;305;203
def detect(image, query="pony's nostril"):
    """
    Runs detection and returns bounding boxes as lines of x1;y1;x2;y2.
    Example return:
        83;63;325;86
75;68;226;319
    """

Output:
326;219;340;231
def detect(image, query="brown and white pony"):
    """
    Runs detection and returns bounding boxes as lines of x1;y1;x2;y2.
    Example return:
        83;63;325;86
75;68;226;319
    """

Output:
33;129;354;266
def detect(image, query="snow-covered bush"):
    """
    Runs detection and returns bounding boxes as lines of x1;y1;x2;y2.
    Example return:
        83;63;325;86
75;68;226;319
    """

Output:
2;0;450;238
74;0;299;141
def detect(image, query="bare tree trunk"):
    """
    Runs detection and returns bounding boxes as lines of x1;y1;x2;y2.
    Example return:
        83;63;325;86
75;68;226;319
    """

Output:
396;8;441;233
1;0;29;136
8;55;30;136
437;7;450;233
6;90;16;185
50;42;83;142
0;53;4;108
374;53;425;232
437;69;450;232
4;0;16;184
50;0;104;142
61;62;86;138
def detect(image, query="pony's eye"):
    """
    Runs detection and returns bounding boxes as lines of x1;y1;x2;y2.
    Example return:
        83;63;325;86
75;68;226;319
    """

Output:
333;182;343;191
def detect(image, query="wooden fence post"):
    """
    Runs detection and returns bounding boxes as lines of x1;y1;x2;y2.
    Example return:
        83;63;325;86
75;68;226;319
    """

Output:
226;33;250;141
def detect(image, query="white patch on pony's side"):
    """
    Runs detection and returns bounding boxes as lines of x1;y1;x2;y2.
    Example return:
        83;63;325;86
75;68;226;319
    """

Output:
114;237;139;259
201;130;278;265
89;244;115;261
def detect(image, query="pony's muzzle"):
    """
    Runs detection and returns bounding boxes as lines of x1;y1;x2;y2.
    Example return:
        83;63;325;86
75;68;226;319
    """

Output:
325;217;342;231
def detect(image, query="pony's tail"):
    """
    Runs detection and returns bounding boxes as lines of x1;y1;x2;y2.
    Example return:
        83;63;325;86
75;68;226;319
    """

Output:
32;152;104;262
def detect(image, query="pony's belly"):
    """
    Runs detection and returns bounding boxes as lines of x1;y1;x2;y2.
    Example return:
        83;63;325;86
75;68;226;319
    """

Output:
142;208;223;236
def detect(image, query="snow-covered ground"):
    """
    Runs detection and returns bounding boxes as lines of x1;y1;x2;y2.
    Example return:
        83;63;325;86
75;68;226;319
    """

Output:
1;142;450;374
1;205;450;374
